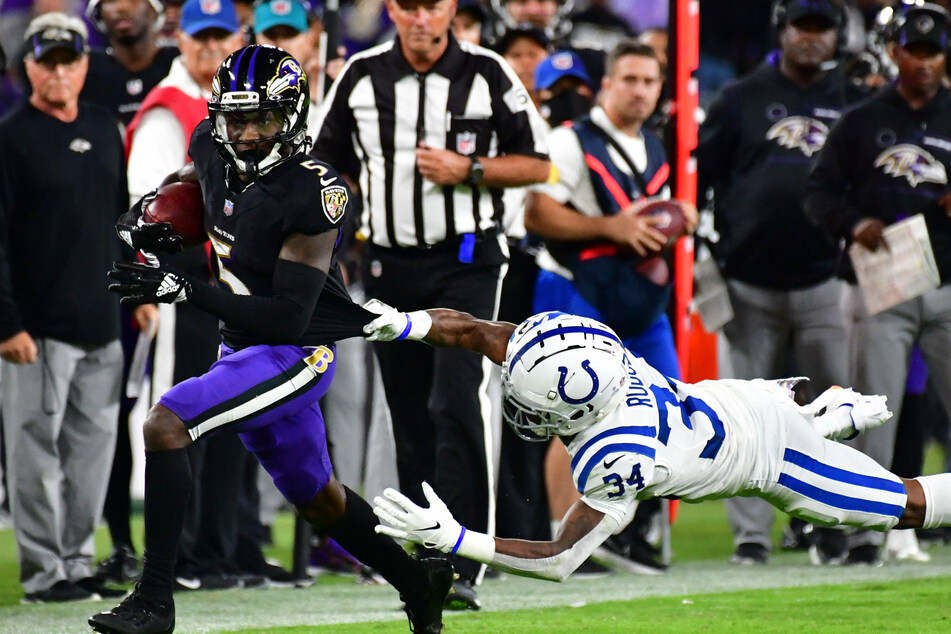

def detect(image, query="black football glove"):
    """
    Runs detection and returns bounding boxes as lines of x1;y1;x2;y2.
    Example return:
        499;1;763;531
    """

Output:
108;261;191;305
117;190;183;253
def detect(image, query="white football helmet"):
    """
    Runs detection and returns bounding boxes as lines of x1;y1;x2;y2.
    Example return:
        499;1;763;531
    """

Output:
502;312;628;441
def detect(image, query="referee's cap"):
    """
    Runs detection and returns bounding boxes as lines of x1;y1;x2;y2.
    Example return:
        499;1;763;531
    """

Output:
535;50;591;91
24;13;88;61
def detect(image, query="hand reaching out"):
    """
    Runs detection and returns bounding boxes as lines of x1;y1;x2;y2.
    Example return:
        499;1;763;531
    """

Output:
373;482;464;553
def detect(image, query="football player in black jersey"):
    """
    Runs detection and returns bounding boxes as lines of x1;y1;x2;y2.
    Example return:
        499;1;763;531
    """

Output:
90;45;452;634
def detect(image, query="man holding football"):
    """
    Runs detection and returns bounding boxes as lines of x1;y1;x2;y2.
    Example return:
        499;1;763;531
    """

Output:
362;305;951;583
90;45;452;634
525;39;696;573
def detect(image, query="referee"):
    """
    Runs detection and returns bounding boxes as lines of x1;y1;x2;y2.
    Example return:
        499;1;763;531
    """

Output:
311;0;549;610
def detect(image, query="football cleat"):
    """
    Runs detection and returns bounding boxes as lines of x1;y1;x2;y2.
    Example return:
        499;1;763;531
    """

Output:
89;587;174;634
401;558;453;633
95;546;140;584
444;578;481;611
804;387;891;440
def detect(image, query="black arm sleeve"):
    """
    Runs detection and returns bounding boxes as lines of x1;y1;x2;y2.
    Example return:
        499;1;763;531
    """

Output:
0;141;23;341
696;87;739;196
187;259;326;343
186;259;377;344
805;117;863;239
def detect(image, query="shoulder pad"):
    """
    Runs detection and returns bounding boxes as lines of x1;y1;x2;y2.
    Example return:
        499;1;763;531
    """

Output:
267;156;352;232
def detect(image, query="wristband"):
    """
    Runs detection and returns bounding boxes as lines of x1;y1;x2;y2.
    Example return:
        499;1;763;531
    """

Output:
398;311;433;341
452;527;496;564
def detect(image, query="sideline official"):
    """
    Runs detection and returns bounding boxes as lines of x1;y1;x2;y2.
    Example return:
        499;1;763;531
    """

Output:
311;0;549;610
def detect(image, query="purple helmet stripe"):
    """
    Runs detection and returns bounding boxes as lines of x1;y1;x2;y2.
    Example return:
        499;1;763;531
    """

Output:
247;46;261;93
230;47;249;91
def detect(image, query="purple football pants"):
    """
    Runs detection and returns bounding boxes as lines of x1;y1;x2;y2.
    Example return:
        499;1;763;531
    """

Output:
160;343;336;505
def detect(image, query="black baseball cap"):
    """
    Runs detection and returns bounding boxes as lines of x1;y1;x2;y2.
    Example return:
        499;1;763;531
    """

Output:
895;4;950;50
494;25;549;55
784;0;842;29
24;13;88;61
457;0;486;22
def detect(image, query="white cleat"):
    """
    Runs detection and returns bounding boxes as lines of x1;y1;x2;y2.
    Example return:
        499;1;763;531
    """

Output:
807;387;892;440
884;528;931;563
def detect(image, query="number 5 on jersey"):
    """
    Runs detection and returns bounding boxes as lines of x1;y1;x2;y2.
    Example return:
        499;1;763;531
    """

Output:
209;234;251;295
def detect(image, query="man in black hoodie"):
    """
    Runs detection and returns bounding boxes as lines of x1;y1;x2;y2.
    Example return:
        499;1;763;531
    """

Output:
806;2;951;566
698;0;863;566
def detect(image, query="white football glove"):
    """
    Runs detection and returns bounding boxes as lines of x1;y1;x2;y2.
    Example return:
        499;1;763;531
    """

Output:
362;299;432;342
805;387;892;440
373;482;463;553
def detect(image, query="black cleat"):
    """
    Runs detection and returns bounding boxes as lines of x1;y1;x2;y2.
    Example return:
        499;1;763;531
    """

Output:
444;578;481;611
77;576;127;599
844;544;882;567
401;557;453;634
95;546;140;584
89;587;175;634
729;542;769;565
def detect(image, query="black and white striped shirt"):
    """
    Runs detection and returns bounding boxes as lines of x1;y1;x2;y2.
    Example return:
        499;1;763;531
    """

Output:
310;34;549;249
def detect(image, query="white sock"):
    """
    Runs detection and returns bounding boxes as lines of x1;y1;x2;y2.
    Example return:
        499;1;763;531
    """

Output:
915;473;951;529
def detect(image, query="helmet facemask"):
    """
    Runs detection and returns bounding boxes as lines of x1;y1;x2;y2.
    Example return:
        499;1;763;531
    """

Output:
209;47;310;181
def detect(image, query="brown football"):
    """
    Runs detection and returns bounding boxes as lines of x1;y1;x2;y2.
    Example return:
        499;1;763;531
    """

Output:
637;199;688;248
142;181;206;249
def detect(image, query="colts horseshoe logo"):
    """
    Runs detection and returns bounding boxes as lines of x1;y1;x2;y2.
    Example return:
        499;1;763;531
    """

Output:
557;360;599;405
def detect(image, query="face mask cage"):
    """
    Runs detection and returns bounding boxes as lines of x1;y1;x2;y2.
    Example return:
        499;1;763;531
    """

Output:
209;90;306;179
501;364;593;441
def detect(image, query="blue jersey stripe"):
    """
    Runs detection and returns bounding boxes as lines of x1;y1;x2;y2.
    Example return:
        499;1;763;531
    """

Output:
575;442;655;493
570;426;657;471
783;448;906;494
777;473;905;519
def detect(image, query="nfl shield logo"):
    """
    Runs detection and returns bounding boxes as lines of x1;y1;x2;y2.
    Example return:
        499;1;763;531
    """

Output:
272;0;291;14
223;199;234;216
456;132;477;156
321;186;348;223
126;78;143;96
201;0;221;14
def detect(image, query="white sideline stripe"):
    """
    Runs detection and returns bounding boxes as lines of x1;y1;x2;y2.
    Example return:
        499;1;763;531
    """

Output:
10;550;951;633
188;363;316;440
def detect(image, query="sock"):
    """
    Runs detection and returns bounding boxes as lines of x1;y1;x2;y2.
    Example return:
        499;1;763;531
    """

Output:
324;486;425;597
138;448;192;600
916;473;951;529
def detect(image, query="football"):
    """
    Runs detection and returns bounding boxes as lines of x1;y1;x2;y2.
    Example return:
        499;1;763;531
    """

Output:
637;199;689;248
142;181;206;248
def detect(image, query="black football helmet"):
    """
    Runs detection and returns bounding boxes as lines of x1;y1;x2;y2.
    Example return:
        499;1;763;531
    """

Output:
208;45;310;180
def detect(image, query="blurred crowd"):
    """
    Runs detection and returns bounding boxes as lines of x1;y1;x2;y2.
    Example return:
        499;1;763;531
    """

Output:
1;0;951;613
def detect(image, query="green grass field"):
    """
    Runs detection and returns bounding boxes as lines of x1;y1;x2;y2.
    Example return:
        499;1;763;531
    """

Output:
2;494;951;633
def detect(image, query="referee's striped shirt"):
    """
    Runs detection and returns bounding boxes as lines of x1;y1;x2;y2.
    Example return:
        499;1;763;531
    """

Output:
310;35;550;249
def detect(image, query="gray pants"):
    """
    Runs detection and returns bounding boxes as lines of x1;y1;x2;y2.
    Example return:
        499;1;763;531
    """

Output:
2;338;122;593
721;278;850;549
847;285;951;547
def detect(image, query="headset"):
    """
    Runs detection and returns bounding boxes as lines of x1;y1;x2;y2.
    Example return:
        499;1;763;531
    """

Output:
771;0;849;56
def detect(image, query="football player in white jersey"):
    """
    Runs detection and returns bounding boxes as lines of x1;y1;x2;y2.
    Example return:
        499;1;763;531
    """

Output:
363;304;951;581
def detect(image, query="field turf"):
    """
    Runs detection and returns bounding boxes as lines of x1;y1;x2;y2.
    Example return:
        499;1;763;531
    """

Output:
1;496;950;633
